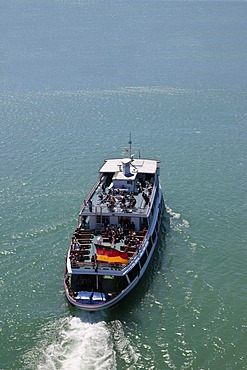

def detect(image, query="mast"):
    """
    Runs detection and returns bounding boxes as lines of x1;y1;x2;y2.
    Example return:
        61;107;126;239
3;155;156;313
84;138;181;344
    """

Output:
128;132;132;158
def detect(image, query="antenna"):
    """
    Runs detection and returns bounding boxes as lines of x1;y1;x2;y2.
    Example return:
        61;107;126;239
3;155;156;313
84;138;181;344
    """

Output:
124;133;141;158
128;132;132;158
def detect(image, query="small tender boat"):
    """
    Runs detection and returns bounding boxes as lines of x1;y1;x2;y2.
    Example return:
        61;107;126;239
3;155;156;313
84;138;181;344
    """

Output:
64;136;165;311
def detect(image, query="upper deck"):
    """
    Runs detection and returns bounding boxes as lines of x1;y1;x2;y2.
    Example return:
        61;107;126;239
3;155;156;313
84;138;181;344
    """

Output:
80;157;160;217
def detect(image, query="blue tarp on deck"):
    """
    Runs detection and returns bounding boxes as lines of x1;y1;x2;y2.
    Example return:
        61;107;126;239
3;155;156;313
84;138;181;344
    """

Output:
75;291;109;304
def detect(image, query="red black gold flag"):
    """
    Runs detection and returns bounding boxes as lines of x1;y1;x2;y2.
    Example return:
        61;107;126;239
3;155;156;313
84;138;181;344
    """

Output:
95;244;128;264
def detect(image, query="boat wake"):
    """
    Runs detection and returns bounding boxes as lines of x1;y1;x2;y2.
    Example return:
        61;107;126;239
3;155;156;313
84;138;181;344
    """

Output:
23;315;139;370
166;206;189;231
166;206;203;252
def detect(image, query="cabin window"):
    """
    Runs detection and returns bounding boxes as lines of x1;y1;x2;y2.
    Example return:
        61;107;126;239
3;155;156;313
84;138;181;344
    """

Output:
96;215;109;224
127;263;140;282
71;274;95;291
152;228;157;242
155;220;159;234
152;192;157;209
147;239;153;254
140;251;148;268
71;274;128;293
101;275;128;293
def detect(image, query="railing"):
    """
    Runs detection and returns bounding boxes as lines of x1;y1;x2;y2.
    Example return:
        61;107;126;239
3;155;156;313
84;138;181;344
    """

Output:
71;260;124;272
79;177;159;216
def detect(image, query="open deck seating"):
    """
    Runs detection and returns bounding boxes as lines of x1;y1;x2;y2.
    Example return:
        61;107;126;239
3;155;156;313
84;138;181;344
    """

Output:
77;239;93;245
78;245;91;250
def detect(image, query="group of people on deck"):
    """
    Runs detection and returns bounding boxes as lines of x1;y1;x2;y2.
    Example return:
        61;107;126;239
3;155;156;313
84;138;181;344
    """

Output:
99;189;137;211
69;240;85;263
104;224;125;244
85;179;153;213
124;232;141;250
102;222;143;251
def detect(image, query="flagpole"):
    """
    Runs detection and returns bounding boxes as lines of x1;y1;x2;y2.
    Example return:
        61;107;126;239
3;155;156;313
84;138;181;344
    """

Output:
96;274;99;291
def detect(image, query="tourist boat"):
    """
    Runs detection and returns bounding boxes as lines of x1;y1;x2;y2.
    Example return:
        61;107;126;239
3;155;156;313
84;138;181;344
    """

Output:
64;137;165;311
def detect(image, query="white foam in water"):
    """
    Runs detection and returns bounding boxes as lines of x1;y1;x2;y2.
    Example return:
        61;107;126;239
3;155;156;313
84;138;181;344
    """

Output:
26;316;138;370
166;206;190;232
36;317;116;370
166;206;181;220
110;320;140;365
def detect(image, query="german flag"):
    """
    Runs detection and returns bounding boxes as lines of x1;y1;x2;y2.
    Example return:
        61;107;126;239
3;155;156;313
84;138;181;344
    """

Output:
95;244;128;264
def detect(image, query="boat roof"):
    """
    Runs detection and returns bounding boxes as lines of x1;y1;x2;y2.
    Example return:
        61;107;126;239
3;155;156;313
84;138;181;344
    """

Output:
113;170;137;181
99;158;159;174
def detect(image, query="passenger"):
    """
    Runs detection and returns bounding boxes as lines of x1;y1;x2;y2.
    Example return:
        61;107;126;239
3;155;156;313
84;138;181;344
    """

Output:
87;200;93;212
78;254;85;262
141;228;147;237
130;196;136;208
91;254;97;264
117;226;124;240
134;238;140;248
131;222;135;231
137;182;142;193
82;216;86;227
142;192;149;205
97;235;103;245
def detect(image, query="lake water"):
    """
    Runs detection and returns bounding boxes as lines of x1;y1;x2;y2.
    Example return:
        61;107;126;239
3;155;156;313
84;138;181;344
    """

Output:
0;1;247;369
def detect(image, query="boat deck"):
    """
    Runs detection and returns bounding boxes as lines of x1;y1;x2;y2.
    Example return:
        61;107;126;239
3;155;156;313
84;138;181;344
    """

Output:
68;165;156;273
68;228;147;272
81;179;153;216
